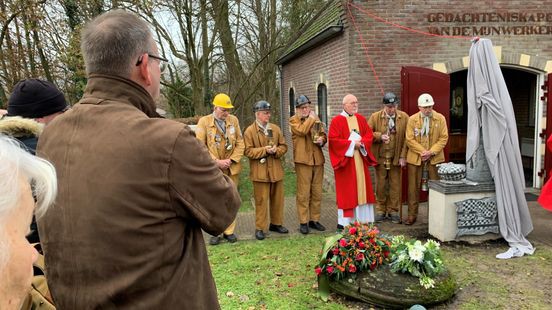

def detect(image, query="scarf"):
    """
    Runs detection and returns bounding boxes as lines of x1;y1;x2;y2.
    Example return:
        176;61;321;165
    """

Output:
420;114;431;137
256;120;270;136
385;111;395;132
213;113;226;135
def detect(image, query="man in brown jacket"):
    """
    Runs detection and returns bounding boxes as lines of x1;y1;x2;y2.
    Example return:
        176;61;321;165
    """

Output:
36;10;240;309
196;93;244;245
368;92;408;224
244;100;288;240
289;95;327;234
405;93;449;225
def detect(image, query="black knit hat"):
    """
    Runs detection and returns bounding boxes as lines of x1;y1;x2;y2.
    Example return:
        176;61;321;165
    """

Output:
7;79;68;118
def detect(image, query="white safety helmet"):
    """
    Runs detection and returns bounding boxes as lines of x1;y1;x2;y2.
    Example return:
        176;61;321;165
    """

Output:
417;93;434;107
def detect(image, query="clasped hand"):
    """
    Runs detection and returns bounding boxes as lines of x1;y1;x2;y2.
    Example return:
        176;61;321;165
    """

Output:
265;145;277;154
216;158;232;169
421;150;433;161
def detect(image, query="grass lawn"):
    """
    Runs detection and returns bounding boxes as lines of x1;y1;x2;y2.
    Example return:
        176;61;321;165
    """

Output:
209;235;552;309
237;158;296;212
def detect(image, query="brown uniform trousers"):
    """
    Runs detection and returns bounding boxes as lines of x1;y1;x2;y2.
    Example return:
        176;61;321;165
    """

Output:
368;109;408;216
405;111;448;217
407;163;439;216
196;114;245;235
289;114;326;224
244;122;288;231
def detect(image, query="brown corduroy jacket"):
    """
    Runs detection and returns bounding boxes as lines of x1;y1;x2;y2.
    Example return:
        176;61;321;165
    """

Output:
367;109;409;166
37;74;240;310
289;114;326;166
405;110;449;166
244;122;287;182
195;113;245;176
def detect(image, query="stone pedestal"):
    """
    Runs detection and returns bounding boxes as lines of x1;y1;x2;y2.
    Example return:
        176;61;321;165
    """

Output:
428;180;500;242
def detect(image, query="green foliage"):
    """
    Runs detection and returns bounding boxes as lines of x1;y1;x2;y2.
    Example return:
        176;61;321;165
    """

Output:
389;236;445;289
164;77;195;118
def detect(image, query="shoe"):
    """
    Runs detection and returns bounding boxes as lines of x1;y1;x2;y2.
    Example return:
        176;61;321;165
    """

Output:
299;223;309;234
223;233;238;243
309;221;326;231
496;247;524;259
337;224;344;231
269;224;289;234
255;230;265;240
209;236;221;245
404;216;417;225
374;213;385;223
390;213;401;224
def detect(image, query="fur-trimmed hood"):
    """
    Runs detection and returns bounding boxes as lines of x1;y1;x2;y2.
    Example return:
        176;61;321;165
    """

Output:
0;116;44;138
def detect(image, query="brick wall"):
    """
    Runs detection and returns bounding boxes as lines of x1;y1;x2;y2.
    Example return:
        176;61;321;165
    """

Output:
281;0;552;189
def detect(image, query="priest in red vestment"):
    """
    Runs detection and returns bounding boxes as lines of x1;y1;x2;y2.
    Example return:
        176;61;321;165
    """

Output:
329;94;378;228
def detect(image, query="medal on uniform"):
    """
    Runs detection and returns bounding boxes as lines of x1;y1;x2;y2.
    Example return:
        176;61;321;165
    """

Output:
225;138;233;150
260;158;266;164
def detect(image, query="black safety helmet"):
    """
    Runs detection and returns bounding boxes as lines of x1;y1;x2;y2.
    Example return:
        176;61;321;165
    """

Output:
382;92;399;105
295;95;311;107
253;100;271;112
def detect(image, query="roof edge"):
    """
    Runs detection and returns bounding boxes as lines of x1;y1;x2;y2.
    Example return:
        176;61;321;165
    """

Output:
276;24;343;65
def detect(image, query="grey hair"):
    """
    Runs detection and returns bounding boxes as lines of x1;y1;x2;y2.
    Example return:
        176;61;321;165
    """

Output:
80;9;154;78
0;134;57;223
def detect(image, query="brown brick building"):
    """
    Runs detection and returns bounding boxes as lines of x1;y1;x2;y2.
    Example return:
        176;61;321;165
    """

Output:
276;0;552;190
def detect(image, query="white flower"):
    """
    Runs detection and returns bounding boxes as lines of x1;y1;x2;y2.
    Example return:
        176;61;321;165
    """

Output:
420;276;435;289
426;239;440;250
413;240;426;252
409;248;424;262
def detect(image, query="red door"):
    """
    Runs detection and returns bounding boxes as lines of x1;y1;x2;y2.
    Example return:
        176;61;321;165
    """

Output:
545;73;552;183
400;66;450;202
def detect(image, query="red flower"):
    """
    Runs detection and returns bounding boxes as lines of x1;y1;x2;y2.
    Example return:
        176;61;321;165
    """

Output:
326;266;334;274
348;264;357;273
332;247;340;255
349;227;357;234
339;238;348;247
315;267;322;276
355;253;364;261
383;251;390;258
358;241;365;249
370;261;377;270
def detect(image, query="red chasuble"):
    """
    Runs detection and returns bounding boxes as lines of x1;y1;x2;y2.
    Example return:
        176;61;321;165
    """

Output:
538;135;552;211
329;113;377;217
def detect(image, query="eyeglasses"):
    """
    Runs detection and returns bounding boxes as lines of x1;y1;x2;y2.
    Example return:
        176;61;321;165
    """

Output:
136;53;169;72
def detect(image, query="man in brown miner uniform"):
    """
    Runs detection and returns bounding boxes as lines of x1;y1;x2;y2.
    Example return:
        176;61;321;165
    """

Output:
367;92;408;224
244;100;289;240
289;95;327;234
196;93;245;245
405;93;448;225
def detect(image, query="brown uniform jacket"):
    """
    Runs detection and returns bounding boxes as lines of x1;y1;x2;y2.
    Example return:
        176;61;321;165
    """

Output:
289;114;326;166
244;122;287;182
37;75;240;310
405;110;449;166
195;113;244;175
368;109;409;165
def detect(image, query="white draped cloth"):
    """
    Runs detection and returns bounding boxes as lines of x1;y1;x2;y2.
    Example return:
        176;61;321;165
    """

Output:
466;38;534;259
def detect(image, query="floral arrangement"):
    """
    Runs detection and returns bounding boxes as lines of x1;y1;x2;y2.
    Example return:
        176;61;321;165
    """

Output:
389;235;445;289
315;222;391;300
315;221;391;280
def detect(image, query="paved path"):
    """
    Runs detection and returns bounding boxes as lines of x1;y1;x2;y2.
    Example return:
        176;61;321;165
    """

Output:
207;192;552;247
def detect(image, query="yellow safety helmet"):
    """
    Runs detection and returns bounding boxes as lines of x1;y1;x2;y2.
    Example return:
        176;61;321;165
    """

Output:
212;93;234;109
